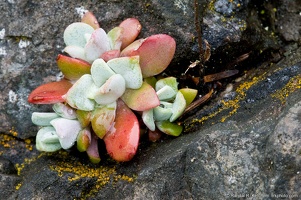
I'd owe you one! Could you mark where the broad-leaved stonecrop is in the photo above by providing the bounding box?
[28,11,197,163]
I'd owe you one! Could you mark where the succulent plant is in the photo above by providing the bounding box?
[28,11,197,163]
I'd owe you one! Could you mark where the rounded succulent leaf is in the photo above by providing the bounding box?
[36,126,62,152]
[87,133,101,164]
[64,22,94,48]
[28,80,73,104]
[179,88,198,106]
[31,112,59,126]
[94,74,126,105]
[121,82,160,111]
[76,110,92,128]
[107,27,123,50]
[155,77,178,94]
[91,58,116,87]
[91,102,116,139]
[52,103,77,119]
[63,46,86,61]
[50,118,82,149]
[156,85,177,101]
[121,34,176,78]
[81,11,100,29]
[119,18,142,50]
[170,91,186,122]
[65,74,96,111]
[155,121,183,136]
[104,100,140,162]
[84,28,111,63]
[153,102,173,121]
[142,109,155,131]
[77,127,91,152]
[107,56,142,89]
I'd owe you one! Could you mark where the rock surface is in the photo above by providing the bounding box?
[0,0,300,199]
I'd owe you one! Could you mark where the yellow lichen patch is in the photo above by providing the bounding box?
[49,155,136,198]
[15,153,46,176]
[15,183,22,190]
[9,127,18,137]
[271,75,301,104]
[185,75,265,131]
[0,131,33,151]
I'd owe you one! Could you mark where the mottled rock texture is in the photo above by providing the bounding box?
[0,0,300,199]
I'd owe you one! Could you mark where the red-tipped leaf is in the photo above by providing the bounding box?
[104,99,140,162]
[119,18,142,50]
[57,54,91,80]
[121,34,176,78]
[121,82,160,111]
[81,11,100,29]
[28,80,72,104]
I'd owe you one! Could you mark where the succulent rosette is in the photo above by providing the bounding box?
[28,11,197,163]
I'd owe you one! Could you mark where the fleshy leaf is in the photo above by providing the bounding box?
[94,74,126,105]
[148,129,162,142]
[31,112,59,126]
[107,27,123,50]
[91,58,116,87]
[52,103,77,119]
[170,91,186,122]
[155,77,178,94]
[121,34,176,77]
[76,110,92,128]
[121,82,160,111]
[36,126,62,152]
[107,56,142,89]
[65,74,97,111]
[86,132,101,164]
[179,88,198,106]
[142,109,155,131]
[104,100,140,162]
[50,118,82,149]
[153,102,173,121]
[119,18,142,50]
[64,22,94,48]
[84,28,110,63]
[156,85,177,101]
[120,39,144,55]
[81,11,100,29]
[155,121,183,136]
[100,50,120,62]
[57,54,91,80]
[28,80,72,104]
[63,46,86,61]
[91,102,116,139]
[77,127,91,152]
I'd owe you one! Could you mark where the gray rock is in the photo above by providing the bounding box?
[1,0,301,199]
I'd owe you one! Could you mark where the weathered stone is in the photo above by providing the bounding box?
[0,0,301,199]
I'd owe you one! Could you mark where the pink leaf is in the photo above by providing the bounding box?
[104,99,140,162]
[121,34,176,78]
[87,132,101,164]
[100,49,121,62]
[84,28,110,63]
[81,11,100,29]
[119,18,142,50]
[121,82,160,111]
[28,80,72,104]
[57,54,91,80]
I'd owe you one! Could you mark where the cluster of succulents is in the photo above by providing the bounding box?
[28,11,197,163]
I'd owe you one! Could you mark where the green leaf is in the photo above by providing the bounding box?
[155,121,183,136]
[52,103,77,119]
[91,102,116,139]
[153,102,173,121]
[142,109,155,131]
